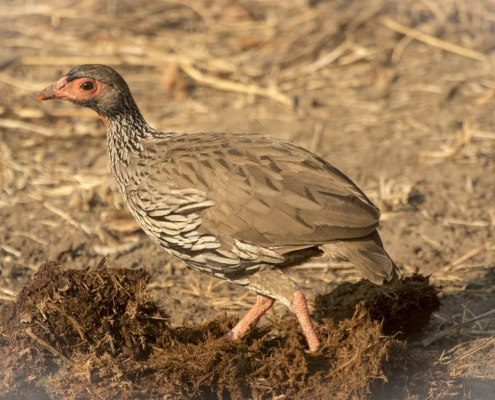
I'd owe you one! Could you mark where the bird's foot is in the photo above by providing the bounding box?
[226,294,275,340]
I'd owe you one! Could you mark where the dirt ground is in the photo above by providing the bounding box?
[0,0,495,398]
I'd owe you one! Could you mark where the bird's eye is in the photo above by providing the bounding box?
[81,81,94,91]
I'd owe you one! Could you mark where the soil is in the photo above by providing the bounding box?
[1,0,495,399]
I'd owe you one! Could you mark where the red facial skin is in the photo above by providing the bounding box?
[38,77,109,126]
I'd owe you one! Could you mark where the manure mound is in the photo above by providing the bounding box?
[1,261,445,399]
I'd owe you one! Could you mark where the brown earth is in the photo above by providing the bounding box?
[1,0,495,399]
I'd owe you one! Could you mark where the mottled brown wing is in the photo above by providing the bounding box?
[140,132,379,252]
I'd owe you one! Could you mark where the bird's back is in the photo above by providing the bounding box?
[124,132,380,254]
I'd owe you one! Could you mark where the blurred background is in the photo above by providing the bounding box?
[1,0,495,396]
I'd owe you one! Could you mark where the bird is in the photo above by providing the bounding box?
[38,64,399,351]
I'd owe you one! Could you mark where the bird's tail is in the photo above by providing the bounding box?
[322,230,400,288]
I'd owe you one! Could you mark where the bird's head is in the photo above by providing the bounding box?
[38,64,134,125]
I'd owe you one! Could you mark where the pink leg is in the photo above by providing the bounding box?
[228,267,320,351]
[226,294,275,340]
[290,289,320,352]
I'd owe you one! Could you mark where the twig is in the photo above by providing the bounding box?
[442,337,495,365]
[306,36,354,71]
[0,72,45,92]
[93,241,142,257]
[443,238,495,271]
[309,123,324,153]
[25,328,75,366]
[0,118,54,136]
[47,303,87,341]
[422,308,495,346]
[43,202,93,235]
[0,288,17,297]
[472,130,495,140]
[280,36,354,79]
[0,244,21,258]
[379,16,488,62]
[442,218,490,228]
[179,62,294,109]
[391,23,429,64]
[0,286,17,301]
[13,232,49,246]
[293,261,353,269]
[21,55,123,66]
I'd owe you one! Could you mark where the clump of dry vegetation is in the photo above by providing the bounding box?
[1,260,448,399]
[314,274,441,338]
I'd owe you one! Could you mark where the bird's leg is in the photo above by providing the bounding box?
[226,294,275,340]
[227,267,320,351]
[290,289,320,351]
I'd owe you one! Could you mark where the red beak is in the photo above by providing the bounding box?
[37,77,69,102]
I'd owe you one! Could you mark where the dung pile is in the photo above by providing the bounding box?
[314,274,441,338]
[0,261,449,399]
[0,260,169,398]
